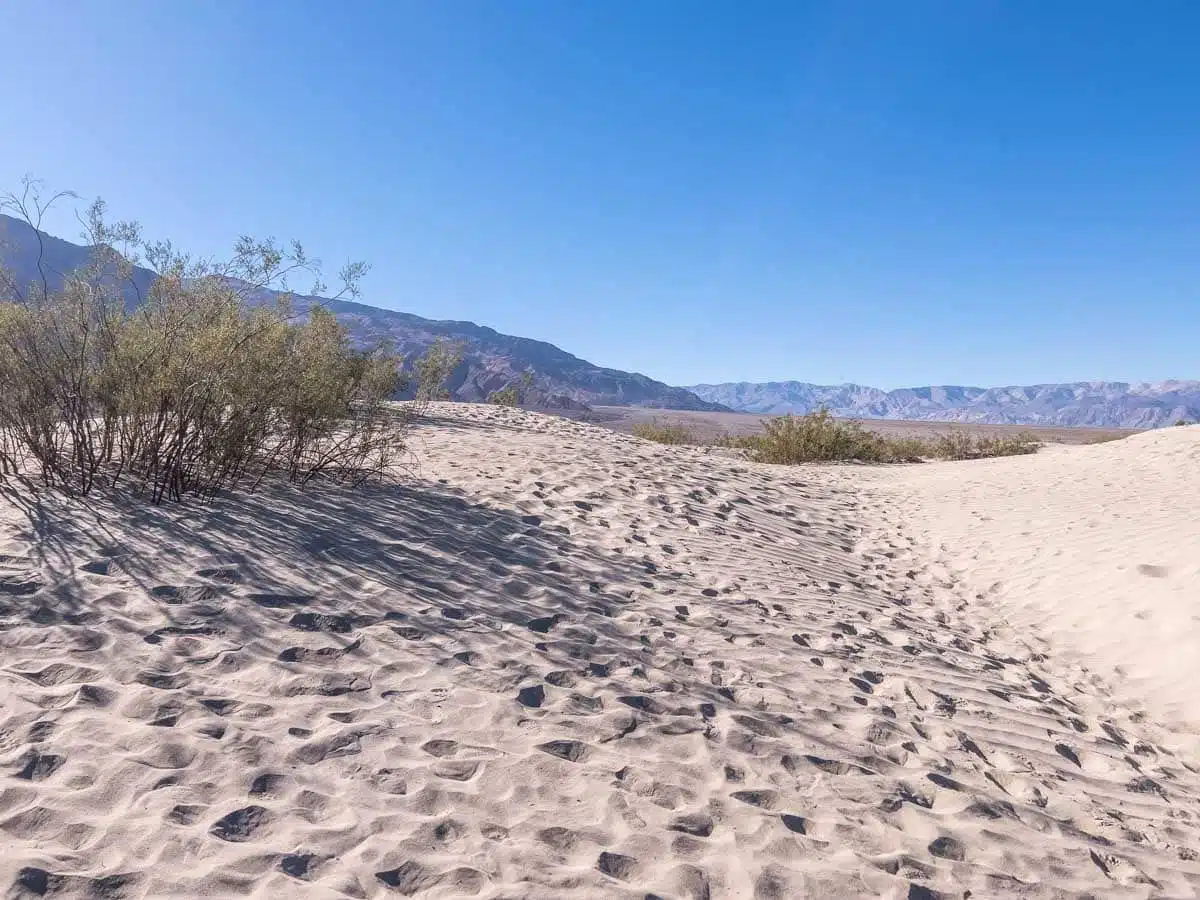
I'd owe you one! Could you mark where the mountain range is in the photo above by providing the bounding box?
[686,381,1200,429]
[2,212,1194,427]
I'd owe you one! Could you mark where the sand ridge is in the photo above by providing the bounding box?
[1,404,1198,898]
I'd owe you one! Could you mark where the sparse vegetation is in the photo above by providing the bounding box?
[1082,432,1129,444]
[488,370,534,407]
[630,420,700,445]
[734,411,1040,463]
[0,179,455,503]
[926,429,1043,460]
[723,410,909,463]
[630,407,1042,463]
[413,338,465,402]
[1176,419,1192,427]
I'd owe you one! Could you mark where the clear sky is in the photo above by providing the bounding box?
[1,1,1196,389]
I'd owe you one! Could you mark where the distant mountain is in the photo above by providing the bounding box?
[0,212,157,304]
[238,284,723,410]
[687,380,1200,429]
[0,214,722,411]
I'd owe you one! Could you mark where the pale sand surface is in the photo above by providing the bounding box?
[858,426,1200,753]
[1,404,1198,898]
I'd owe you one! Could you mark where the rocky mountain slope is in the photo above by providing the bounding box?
[687,380,1200,428]
[244,287,720,409]
[0,214,722,411]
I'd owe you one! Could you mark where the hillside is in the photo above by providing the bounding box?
[688,379,1200,428]
[235,284,721,410]
[0,214,722,411]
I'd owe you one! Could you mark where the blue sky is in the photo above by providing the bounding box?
[1,1,1196,389]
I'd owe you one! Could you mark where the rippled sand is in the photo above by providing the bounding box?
[1,405,1197,898]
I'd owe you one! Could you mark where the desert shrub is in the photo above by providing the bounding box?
[1176,419,1191,427]
[1082,431,1130,444]
[488,371,534,407]
[712,432,760,451]
[413,338,465,402]
[0,180,450,503]
[930,429,1041,460]
[729,409,1041,464]
[631,421,699,445]
[488,384,520,407]
[743,409,895,463]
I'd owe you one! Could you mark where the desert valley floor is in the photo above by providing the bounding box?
[1,404,1198,899]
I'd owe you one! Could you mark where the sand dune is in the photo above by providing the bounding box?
[1,405,1198,898]
[862,426,1200,753]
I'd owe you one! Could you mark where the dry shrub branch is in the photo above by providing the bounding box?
[0,179,456,503]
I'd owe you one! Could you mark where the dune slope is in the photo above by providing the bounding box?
[1,405,1198,899]
[863,426,1200,752]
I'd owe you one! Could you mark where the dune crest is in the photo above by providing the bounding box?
[1,405,1198,898]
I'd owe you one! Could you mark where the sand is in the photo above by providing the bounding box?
[1,404,1197,899]
[857,427,1200,757]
